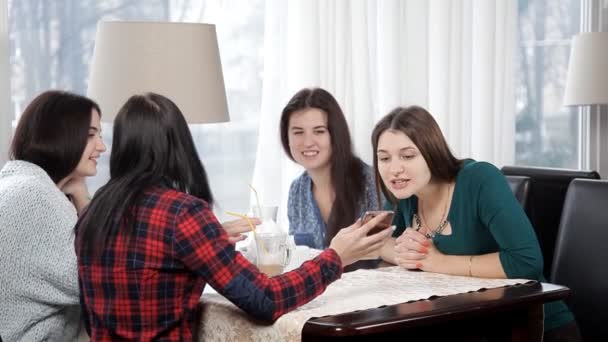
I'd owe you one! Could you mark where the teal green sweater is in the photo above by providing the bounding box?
[388,160,573,331]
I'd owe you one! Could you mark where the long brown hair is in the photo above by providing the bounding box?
[10,90,101,183]
[280,88,366,245]
[371,106,462,205]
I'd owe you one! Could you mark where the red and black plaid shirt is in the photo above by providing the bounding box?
[76,186,342,341]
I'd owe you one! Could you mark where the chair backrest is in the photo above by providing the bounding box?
[550,179,608,340]
[501,166,600,279]
[505,175,531,209]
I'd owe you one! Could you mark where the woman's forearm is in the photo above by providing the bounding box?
[432,252,507,278]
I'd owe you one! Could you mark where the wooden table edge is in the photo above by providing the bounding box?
[302,282,570,337]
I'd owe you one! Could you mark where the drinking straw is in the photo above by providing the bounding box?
[248,183,262,215]
[225,211,257,232]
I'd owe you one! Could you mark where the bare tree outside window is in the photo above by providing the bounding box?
[516,0,581,168]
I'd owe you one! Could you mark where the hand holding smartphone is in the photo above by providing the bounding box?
[360,210,395,236]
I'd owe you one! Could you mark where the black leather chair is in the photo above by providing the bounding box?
[501,166,600,279]
[505,175,531,209]
[550,179,608,340]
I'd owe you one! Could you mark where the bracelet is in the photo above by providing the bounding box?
[468,255,474,277]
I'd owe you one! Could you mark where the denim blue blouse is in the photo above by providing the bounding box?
[287,163,380,249]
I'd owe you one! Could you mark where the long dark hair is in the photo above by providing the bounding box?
[76,93,214,256]
[280,88,366,244]
[10,90,100,183]
[371,106,462,205]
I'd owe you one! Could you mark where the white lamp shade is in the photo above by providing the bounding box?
[87,21,230,123]
[564,32,608,106]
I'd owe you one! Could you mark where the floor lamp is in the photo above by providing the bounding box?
[563,32,608,175]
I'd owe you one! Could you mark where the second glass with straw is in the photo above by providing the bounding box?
[248,184,292,276]
[249,183,278,226]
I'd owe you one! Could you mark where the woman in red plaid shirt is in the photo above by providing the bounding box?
[75,93,392,341]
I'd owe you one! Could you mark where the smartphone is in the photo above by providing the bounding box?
[360,210,395,236]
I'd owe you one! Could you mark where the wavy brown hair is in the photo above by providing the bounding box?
[371,106,462,205]
[280,88,367,245]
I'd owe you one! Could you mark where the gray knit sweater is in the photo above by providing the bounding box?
[0,161,80,341]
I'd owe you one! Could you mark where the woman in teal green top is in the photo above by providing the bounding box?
[371,106,580,342]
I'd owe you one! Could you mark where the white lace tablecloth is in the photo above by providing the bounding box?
[198,248,528,341]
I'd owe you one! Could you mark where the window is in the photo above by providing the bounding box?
[515,0,582,168]
[8,0,264,213]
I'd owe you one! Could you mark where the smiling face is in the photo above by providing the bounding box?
[376,129,432,199]
[70,109,106,178]
[287,108,332,172]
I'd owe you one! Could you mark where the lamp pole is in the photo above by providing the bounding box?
[580,0,608,177]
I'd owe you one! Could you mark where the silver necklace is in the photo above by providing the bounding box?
[413,183,452,239]
[413,213,449,239]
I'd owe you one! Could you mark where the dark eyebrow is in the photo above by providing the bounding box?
[291,125,327,130]
[377,147,416,153]
[89,127,99,132]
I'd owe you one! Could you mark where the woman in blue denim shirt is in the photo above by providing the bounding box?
[280,88,380,249]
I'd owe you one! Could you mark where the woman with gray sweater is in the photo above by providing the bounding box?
[0,91,106,341]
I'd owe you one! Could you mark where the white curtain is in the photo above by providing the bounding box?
[0,0,10,166]
[253,0,516,228]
